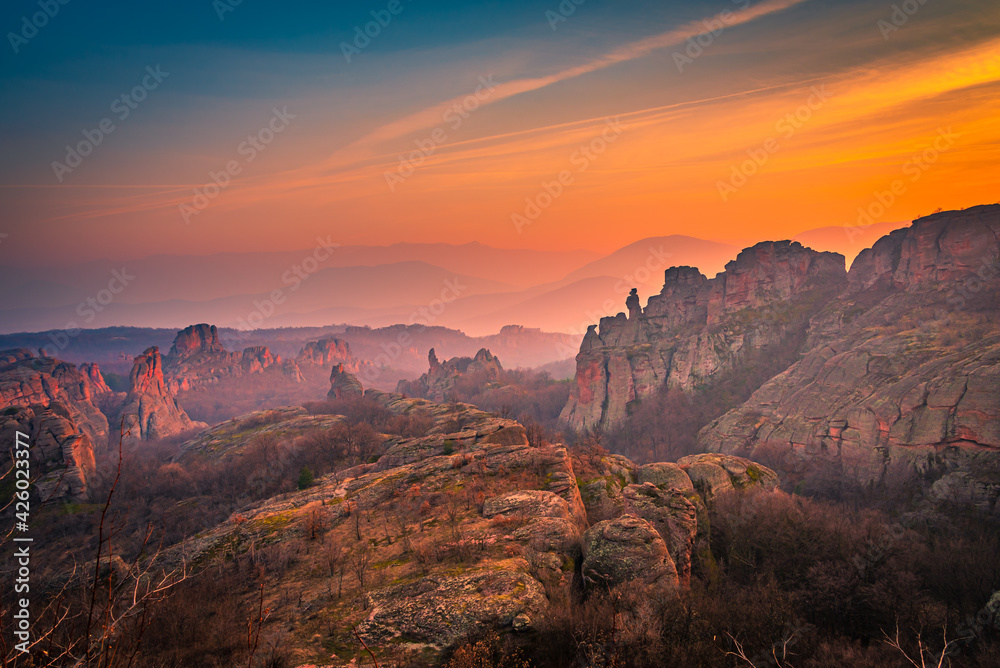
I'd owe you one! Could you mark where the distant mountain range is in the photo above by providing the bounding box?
[0,225,906,336]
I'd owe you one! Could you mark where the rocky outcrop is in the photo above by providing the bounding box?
[163,324,302,393]
[582,515,677,590]
[0,348,111,446]
[700,205,1000,508]
[117,347,204,440]
[327,364,364,400]
[0,404,97,501]
[561,241,848,430]
[161,392,777,663]
[168,323,226,359]
[396,348,504,402]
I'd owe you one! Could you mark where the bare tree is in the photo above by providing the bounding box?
[882,623,966,668]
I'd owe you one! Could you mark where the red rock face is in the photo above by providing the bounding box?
[119,347,203,440]
[163,324,302,394]
[0,348,111,445]
[849,205,1000,291]
[560,242,848,430]
[702,205,1000,509]
[168,323,225,360]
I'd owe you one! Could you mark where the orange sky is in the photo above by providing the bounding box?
[2,0,999,265]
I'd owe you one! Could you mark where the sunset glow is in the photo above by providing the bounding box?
[1,0,998,265]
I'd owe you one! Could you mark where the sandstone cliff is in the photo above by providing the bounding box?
[700,205,1000,507]
[0,404,97,501]
[560,241,847,430]
[396,347,504,402]
[117,347,205,440]
[0,348,112,446]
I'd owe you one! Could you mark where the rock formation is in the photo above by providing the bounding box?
[0,348,112,445]
[396,348,504,402]
[163,324,303,393]
[117,347,204,440]
[168,323,226,359]
[161,391,777,661]
[298,337,351,367]
[0,404,97,501]
[560,241,848,430]
[582,515,677,590]
[328,363,364,400]
[699,205,1000,507]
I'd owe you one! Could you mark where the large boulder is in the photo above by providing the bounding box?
[581,515,678,590]
[328,363,364,400]
[637,462,695,492]
[620,483,699,585]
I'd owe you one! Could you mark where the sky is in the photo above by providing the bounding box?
[1,0,999,267]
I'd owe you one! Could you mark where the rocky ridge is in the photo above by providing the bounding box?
[164,324,305,393]
[162,391,776,665]
[396,348,504,402]
[0,348,113,445]
[297,337,374,377]
[560,241,847,430]
[699,205,1000,506]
